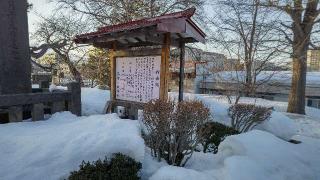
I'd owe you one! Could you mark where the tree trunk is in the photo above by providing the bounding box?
[245,62,252,97]
[287,44,307,114]
[66,61,83,85]
[53,49,83,85]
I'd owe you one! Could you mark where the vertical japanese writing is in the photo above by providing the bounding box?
[116,56,161,103]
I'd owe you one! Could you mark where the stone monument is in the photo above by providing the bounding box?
[0,0,32,94]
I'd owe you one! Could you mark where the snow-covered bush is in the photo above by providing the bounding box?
[142,99,210,167]
[228,104,272,132]
[68,153,141,180]
[198,121,239,153]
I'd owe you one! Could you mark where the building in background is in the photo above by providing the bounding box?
[196,71,320,109]
[307,50,320,71]
[169,48,228,93]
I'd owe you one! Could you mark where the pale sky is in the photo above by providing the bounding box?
[26,0,220,53]
[28,0,54,34]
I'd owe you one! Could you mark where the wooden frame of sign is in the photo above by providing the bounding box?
[107,33,171,119]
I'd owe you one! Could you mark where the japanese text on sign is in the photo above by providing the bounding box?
[116,56,161,103]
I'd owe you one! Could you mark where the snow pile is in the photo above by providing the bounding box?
[150,166,210,180]
[256,111,298,140]
[49,84,68,92]
[0,112,144,180]
[81,88,110,115]
[150,130,320,180]
[214,130,320,180]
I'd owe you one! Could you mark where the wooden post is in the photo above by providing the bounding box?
[109,42,117,112]
[67,82,81,116]
[32,103,44,121]
[178,41,185,102]
[160,33,171,100]
[8,106,23,122]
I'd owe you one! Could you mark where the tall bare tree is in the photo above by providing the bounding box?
[266,0,320,114]
[55,0,205,25]
[207,0,285,98]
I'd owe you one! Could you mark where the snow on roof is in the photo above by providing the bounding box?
[200,71,320,86]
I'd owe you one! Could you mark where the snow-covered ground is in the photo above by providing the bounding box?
[1,88,320,180]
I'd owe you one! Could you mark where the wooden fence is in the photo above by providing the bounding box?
[0,82,81,123]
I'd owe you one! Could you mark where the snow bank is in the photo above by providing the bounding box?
[0,112,144,180]
[150,130,320,180]
[214,130,320,180]
[150,166,212,180]
[81,88,110,115]
[256,111,298,140]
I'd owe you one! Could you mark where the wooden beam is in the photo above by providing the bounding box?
[179,41,185,102]
[160,33,171,100]
[184,22,206,43]
[115,48,162,57]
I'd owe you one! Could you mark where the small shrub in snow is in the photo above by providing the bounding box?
[228,104,272,132]
[142,99,210,167]
[68,153,141,180]
[198,122,239,153]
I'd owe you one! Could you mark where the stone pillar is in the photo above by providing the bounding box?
[0,1,32,94]
[8,106,23,122]
[32,103,44,121]
[67,82,81,116]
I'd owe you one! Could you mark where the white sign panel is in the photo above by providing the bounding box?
[116,56,161,103]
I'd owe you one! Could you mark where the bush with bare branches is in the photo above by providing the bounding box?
[142,99,210,167]
[228,104,272,133]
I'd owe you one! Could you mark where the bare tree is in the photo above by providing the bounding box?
[32,14,90,85]
[265,0,320,114]
[206,0,285,100]
[55,0,205,25]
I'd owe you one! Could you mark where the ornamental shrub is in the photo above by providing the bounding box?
[198,121,239,153]
[142,99,211,167]
[68,153,141,180]
[228,103,272,133]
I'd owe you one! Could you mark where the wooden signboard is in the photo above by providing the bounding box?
[107,34,170,119]
[116,56,161,103]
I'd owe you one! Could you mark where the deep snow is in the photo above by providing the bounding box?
[1,88,320,180]
[1,113,319,180]
[0,112,144,180]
